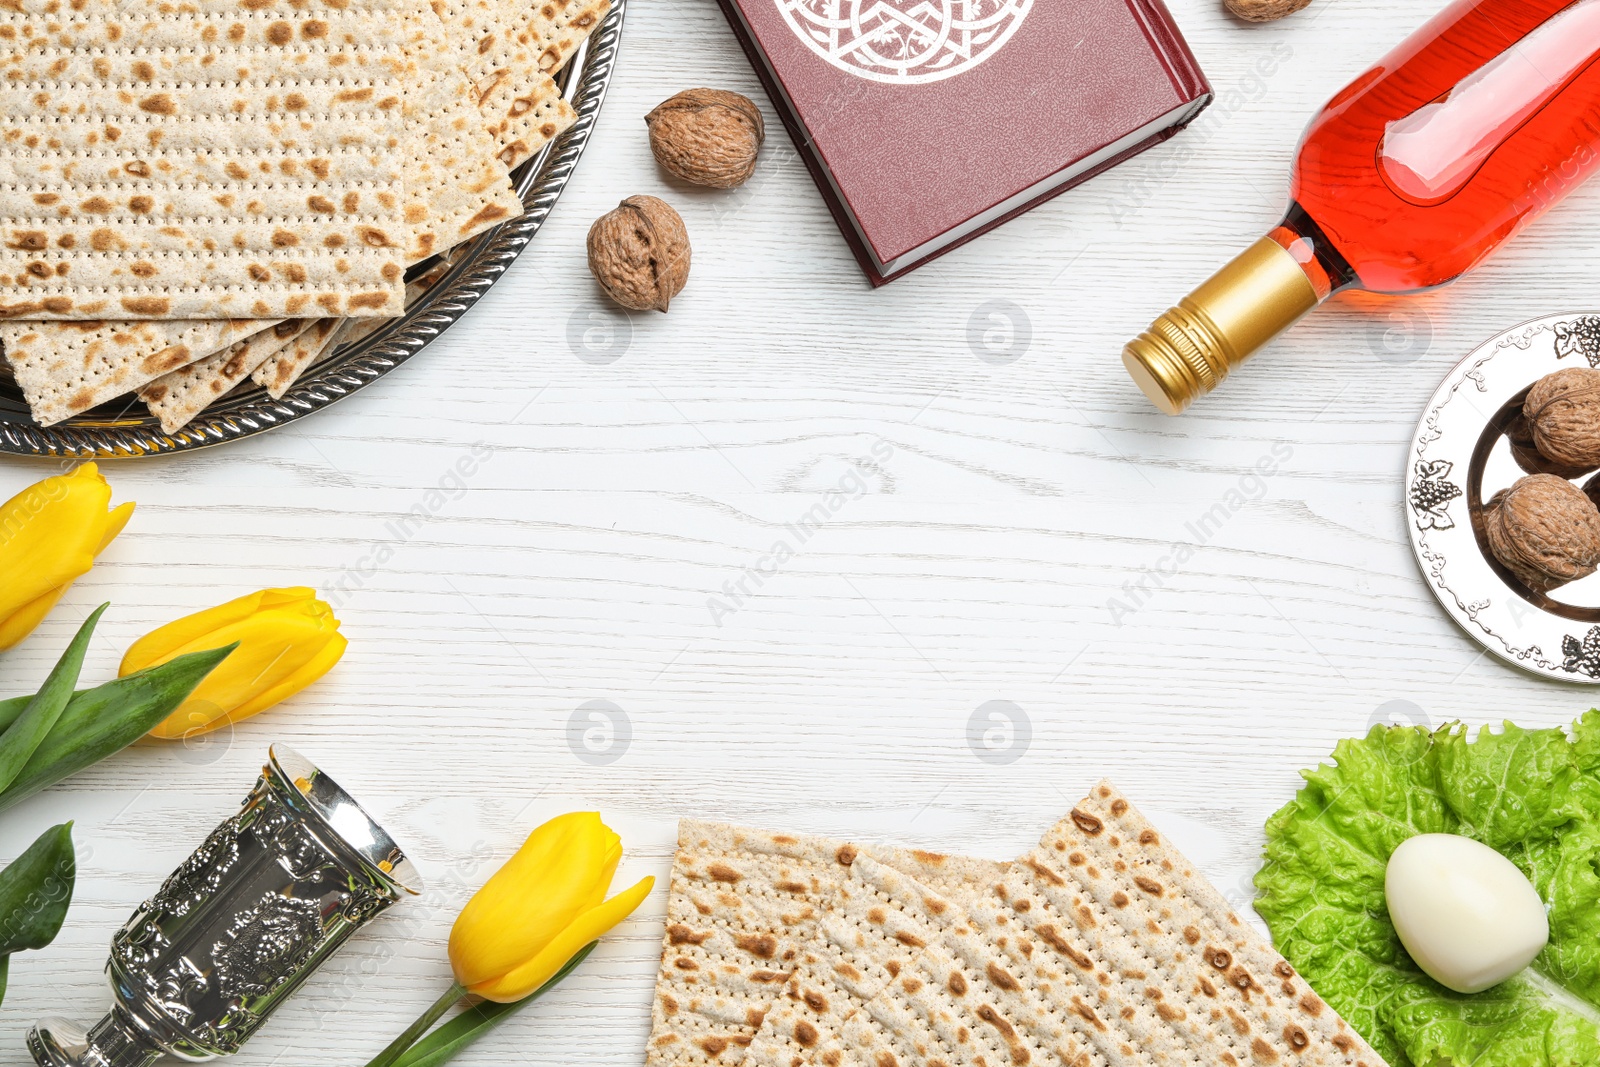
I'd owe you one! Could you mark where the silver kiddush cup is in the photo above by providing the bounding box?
[28,744,422,1067]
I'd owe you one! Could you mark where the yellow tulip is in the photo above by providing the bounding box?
[448,811,654,1002]
[0,464,134,651]
[363,812,652,1067]
[120,587,346,739]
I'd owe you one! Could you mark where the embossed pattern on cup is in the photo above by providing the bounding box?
[27,744,420,1067]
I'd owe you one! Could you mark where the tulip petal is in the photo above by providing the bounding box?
[467,875,654,1003]
[124,589,343,740]
[0,465,126,647]
[120,588,315,674]
[0,589,65,653]
[581,838,623,913]
[149,623,328,727]
[157,630,347,737]
[221,626,346,724]
[447,813,620,989]
[145,699,229,742]
[97,502,135,553]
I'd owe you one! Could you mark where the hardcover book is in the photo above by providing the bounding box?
[718,0,1213,285]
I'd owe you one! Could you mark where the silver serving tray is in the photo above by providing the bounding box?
[0,0,625,458]
[1406,311,1600,684]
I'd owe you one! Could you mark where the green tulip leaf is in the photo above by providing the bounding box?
[0,643,237,813]
[0,696,27,737]
[0,606,106,793]
[0,821,75,1010]
[390,943,598,1067]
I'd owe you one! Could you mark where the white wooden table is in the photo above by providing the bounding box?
[2,0,1597,1062]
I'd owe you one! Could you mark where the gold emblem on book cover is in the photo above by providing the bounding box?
[776,0,1034,85]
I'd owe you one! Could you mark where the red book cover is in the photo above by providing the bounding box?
[718,0,1213,285]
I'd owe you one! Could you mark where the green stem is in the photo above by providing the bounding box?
[363,982,466,1067]
[390,943,600,1067]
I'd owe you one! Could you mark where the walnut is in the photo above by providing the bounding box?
[1586,471,1600,513]
[1484,474,1600,591]
[1224,0,1310,20]
[1506,411,1597,479]
[646,89,765,189]
[586,195,691,313]
[1525,367,1600,470]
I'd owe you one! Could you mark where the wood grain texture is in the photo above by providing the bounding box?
[2,0,1599,1063]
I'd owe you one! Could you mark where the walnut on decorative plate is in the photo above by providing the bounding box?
[1484,474,1600,591]
[1525,367,1600,471]
[1506,411,1597,479]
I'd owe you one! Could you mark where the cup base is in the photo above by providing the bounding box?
[27,1014,163,1067]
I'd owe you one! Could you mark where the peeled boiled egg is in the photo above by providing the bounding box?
[1384,833,1548,994]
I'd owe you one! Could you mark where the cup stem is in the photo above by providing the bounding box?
[27,1012,162,1067]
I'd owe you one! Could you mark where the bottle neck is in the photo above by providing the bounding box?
[1270,201,1359,298]
[1122,229,1326,415]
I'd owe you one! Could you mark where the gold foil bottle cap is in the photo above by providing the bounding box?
[1123,236,1321,414]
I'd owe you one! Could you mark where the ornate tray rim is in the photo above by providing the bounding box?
[1405,309,1600,685]
[0,0,626,459]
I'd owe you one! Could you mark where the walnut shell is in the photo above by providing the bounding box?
[586,195,691,313]
[1484,474,1600,591]
[1507,412,1598,478]
[1526,367,1600,470]
[1585,471,1600,513]
[1224,0,1310,20]
[646,89,765,189]
[1504,410,1537,450]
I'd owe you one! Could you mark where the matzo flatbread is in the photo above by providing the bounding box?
[224,8,522,406]
[222,0,560,406]
[0,0,524,427]
[839,932,1105,1067]
[718,787,1388,1067]
[0,318,274,424]
[746,853,1014,1067]
[138,319,313,433]
[429,0,602,168]
[0,0,411,320]
[756,858,1107,1067]
[249,316,343,399]
[399,8,524,262]
[986,864,1241,1066]
[647,821,1009,1067]
[647,821,845,1067]
[1041,782,1384,1067]
[250,256,454,398]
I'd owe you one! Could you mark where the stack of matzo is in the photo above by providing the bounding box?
[0,0,605,433]
[647,782,1387,1067]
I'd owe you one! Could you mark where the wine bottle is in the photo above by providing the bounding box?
[1123,0,1600,414]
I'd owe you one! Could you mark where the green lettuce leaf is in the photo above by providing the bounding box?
[1256,721,1600,1067]
[1431,722,1590,848]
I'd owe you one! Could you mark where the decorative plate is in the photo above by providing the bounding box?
[1407,311,1600,684]
[0,0,625,458]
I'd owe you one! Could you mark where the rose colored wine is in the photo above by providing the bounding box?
[1124,0,1600,414]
